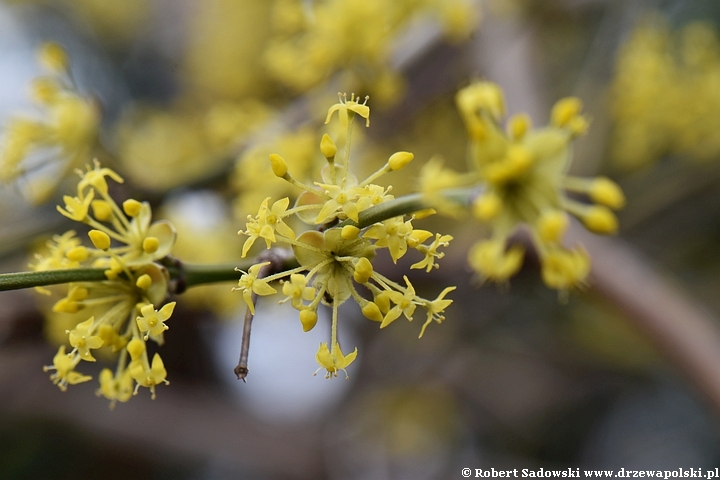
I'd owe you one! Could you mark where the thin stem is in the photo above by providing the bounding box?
[0,269,107,291]
[0,190,474,294]
[337,188,473,230]
[183,262,253,289]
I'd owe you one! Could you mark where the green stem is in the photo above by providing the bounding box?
[0,268,108,291]
[337,188,474,229]
[0,190,474,293]
[181,262,253,289]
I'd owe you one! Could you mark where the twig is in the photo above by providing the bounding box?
[234,248,294,381]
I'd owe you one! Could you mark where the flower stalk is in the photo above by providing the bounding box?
[0,190,472,294]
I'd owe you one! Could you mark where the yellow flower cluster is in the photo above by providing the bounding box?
[0,42,100,203]
[115,99,270,192]
[611,17,720,169]
[264,0,478,104]
[34,162,178,405]
[237,94,455,378]
[422,81,625,295]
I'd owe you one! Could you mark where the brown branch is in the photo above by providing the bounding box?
[569,223,720,416]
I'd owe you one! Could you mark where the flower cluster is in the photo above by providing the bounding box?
[33,161,177,405]
[420,81,625,296]
[0,42,100,203]
[237,94,455,378]
[264,0,478,104]
[611,16,720,169]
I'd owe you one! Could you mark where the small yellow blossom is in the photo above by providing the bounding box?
[241,197,296,257]
[412,234,453,272]
[58,190,94,222]
[97,369,134,407]
[234,262,277,315]
[314,341,358,379]
[281,274,316,309]
[136,302,176,340]
[129,352,169,400]
[67,317,104,361]
[325,93,370,127]
[419,286,456,338]
[43,346,92,391]
[38,42,69,72]
[540,245,591,294]
[380,276,417,328]
[468,239,525,283]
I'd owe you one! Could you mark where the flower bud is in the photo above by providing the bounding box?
[136,274,153,290]
[66,246,89,262]
[91,200,113,221]
[590,177,626,210]
[89,230,111,250]
[472,193,502,221]
[269,154,288,177]
[583,206,618,234]
[361,302,383,322]
[320,134,337,158]
[388,151,414,171]
[123,199,142,217]
[341,225,360,240]
[38,42,68,72]
[143,236,160,254]
[537,210,569,244]
[300,309,318,332]
[127,338,145,361]
[551,97,582,127]
[353,257,373,283]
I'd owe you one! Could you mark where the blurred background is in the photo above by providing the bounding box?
[2,0,720,478]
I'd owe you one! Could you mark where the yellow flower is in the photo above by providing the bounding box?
[281,274,316,309]
[313,182,362,223]
[325,93,371,127]
[97,369,134,408]
[314,341,358,379]
[380,276,417,328]
[136,302,176,340]
[65,161,177,270]
[67,317,104,361]
[540,245,591,294]
[412,234,453,272]
[241,197,296,257]
[419,286,456,338]
[468,239,525,283]
[43,346,92,391]
[363,217,429,263]
[129,352,169,400]
[234,262,277,314]
[57,190,95,222]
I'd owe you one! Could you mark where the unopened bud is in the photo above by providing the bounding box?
[300,309,318,332]
[320,134,337,158]
[269,154,288,177]
[388,151,414,171]
[88,230,111,250]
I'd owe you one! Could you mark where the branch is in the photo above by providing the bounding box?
[0,268,107,291]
